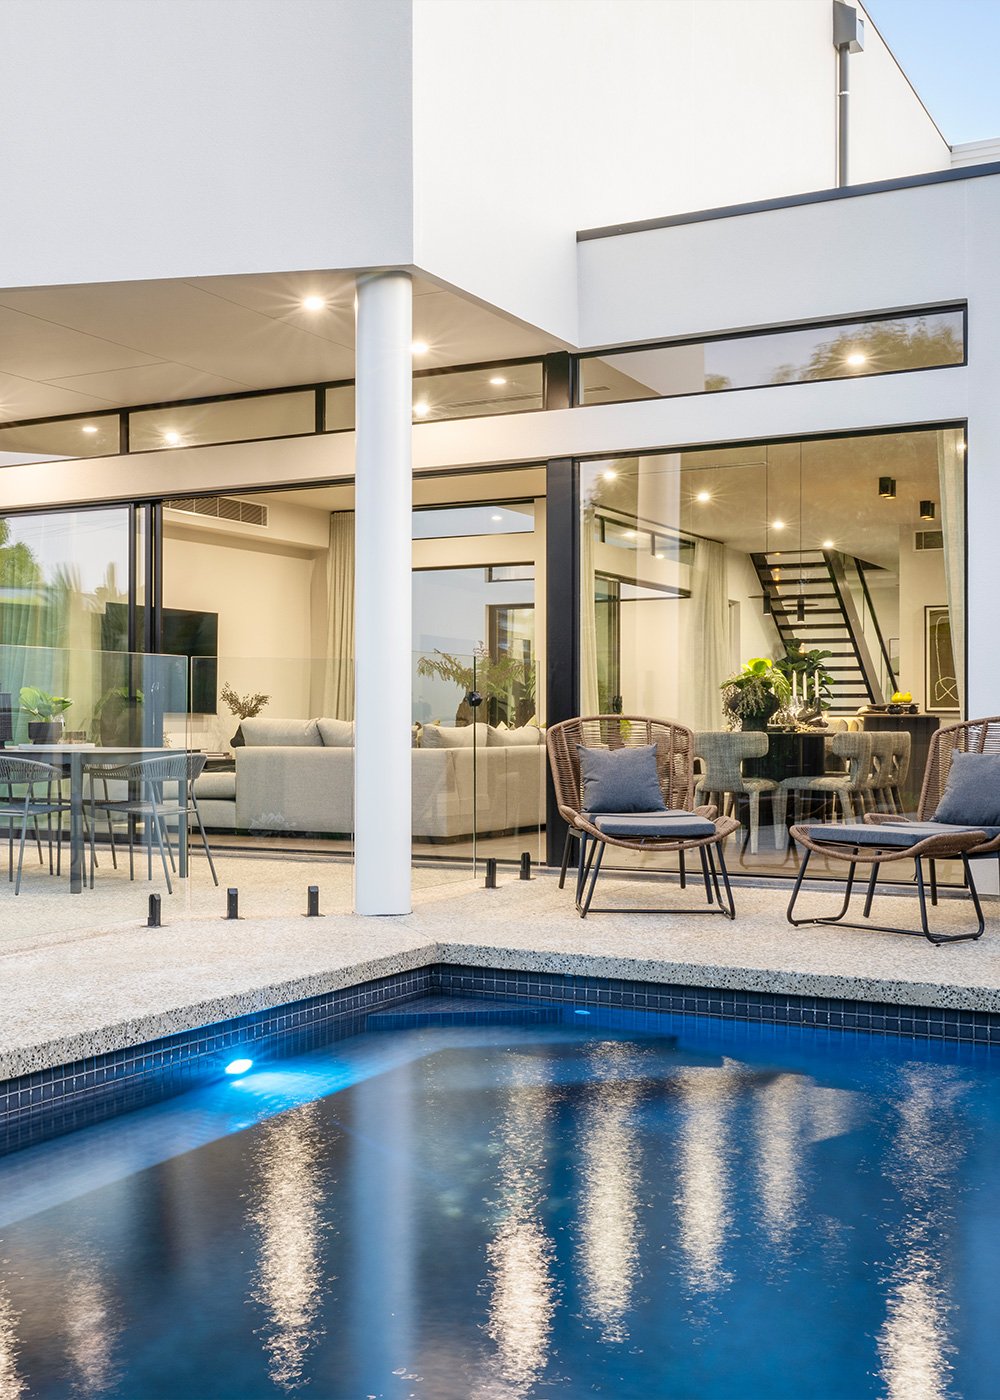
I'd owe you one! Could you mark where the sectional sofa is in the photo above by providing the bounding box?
[193,716,547,840]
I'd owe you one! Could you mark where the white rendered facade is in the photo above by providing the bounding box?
[0,0,995,911]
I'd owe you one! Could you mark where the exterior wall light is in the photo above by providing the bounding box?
[920,500,936,520]
[878,477,896,499]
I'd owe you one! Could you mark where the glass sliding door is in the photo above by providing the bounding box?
[581,427,966,881]
[0,505,135,741]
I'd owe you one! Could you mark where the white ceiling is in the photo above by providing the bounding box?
[0,270,564,424]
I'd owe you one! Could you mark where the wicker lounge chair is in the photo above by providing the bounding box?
[786,716,1000,943]
[546,715,740,919]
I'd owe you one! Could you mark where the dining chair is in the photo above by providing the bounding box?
[694,730,779,855]
[772,732,873,840]
[0,756,70,894]
[85,753,219,894]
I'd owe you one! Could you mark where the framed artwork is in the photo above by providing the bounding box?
[925,605,960,713]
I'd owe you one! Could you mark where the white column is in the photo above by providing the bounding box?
[354,271,412,915]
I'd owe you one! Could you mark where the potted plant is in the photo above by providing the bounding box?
[19,687,72,743]
[221,682,270,748]
[720,658,790,731]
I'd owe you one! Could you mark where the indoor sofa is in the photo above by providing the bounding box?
[193,716,546,840]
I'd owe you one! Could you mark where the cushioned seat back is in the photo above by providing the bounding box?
[694,730,767,793]
[546,715,694,817]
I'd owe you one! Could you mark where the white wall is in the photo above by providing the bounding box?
[0,0,413,289]
[412,0,948,342]
[162,515,326,745]
[896,532,946,714]
[851,6,950,184]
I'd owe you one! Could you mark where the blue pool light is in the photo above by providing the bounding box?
[574,1009,591,1016]
[224,1057,254,1077]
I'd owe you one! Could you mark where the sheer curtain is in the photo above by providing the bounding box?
[680,538,729,731]
[321,511,355,720]
[580,506,600,713]
[937,428,965,714]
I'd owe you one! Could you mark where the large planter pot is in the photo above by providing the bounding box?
[727,691,780,732]
[28,719,63,744]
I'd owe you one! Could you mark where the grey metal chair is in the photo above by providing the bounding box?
[85,752,219,894]
[694,730,779,855]
[0,756,69,894]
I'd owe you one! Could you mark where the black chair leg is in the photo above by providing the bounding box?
[679,849,686,890]
[929,858,938,906]
[559,827,574,890]
[698,845,715,904]
[863,861,880,918]
[578,840,606,919]
[709,842,736,919]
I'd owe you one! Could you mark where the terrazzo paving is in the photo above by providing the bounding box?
[2,850,1000,1077]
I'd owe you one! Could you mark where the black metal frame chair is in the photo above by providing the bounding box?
[546,715,740,920]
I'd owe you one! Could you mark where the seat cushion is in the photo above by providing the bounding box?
[806,820,989,849]
[193,771,236,800]
[578,744,665,814]
[932,750,1000,826]
[593,812,715,839]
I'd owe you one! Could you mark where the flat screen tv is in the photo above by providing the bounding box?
[163,608,218,714]
[101,605,218,714]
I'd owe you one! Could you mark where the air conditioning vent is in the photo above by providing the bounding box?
[167,496,268,527]
[915,530,944,551]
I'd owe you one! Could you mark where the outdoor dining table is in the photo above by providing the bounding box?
[8,744,188,895]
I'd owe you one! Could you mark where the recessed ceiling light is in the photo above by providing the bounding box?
[846,351,867,367]
[489,375,507,386]
[163,430,181,446]
[695,490,711,503]
[412,340,429,356]
[81,424,98,435]
[772,519,786,530]
[491,513,503,522]
[822,538,834,549]
[654,552,665,560]
[624,530,636,539]
[301,294,326,312]
[413,400,430,417]
[602,469,618,481]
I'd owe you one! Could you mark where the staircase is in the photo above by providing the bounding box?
[751,549,895,712]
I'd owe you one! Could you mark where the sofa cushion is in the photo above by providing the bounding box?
[488,724,544,746]
[317,717,355,747]
[932,750,1000,827]
[240,717,322,746]
[578,743,665,813]
[421,723,483,748]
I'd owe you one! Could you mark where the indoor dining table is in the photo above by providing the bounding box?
[9,744,189,894]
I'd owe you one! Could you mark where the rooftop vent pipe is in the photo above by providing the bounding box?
[833,1,865,186]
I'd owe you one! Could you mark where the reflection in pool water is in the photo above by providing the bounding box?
[0,1013,997,1398]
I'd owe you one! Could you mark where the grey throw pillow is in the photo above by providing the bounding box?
[932,750,1000,826]
[578,743,666,814]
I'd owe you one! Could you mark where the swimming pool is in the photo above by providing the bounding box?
[1,999,998,1399]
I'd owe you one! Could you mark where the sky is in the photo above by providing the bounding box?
[866,0,1000,145]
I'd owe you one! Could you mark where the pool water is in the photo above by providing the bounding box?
[1,1002,999,1399]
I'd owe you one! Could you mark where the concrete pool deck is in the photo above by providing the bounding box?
[3,850,1000,1078]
